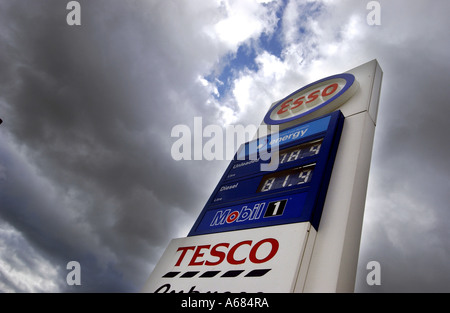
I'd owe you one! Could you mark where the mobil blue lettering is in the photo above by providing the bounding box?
[210,203,266,226]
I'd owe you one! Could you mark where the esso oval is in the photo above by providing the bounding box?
[264,73,358,125]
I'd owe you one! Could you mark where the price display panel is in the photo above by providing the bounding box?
[258,164,315,193]
[188,110,344,236]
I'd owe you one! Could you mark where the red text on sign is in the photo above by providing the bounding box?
[277,83,339,116]
[174,238,279,267]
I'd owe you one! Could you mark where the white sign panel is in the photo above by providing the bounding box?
[142,223,312,293]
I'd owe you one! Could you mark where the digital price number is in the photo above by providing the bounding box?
[189,110,345,236]
[279,139,322,165]
[256,140,321,193]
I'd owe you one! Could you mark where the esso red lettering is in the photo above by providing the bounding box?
[276,82,341,116]
[290,96,305,111]
[276,99,293,115]
[226,211,239,223]
[322,83,338,97]
[174,238,279,267]
[306,89,320,103]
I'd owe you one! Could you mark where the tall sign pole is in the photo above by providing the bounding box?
[143,59,383,293]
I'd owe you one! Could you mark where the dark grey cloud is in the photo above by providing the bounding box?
[0,0,230,292]
[343,1,450,292]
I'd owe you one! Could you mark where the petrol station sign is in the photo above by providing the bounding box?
[142,223,312,293]
[188,111,344,236]
[264,73,358,125]
[144,60,383,293]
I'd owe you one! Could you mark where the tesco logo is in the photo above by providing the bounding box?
[174,238,279,266]
[264,73,358,125]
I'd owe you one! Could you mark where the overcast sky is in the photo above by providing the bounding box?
[1,0,450,293]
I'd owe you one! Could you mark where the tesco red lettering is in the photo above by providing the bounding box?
[227,240,252,265]
[174,246,195,266]
[249,238,279,264]
[174,239,279,267]
[204,243,229,266]
[188,245,210,266]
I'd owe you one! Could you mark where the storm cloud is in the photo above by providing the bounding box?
[1,0,450,292]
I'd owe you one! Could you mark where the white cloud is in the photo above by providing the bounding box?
[0,221,60,292]
[209,0,279,51]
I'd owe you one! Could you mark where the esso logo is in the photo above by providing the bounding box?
[264,73,358,125]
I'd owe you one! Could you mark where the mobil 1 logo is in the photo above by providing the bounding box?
[191,192,308,236]
[210,199,287,227]
[264,199,287,218]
